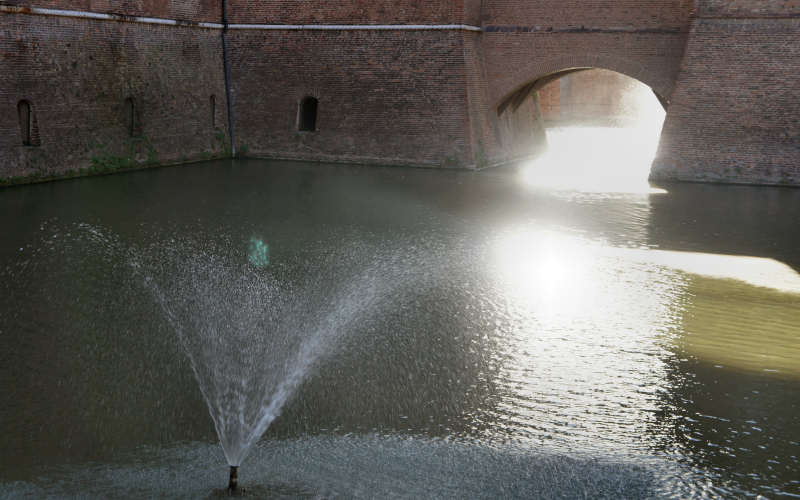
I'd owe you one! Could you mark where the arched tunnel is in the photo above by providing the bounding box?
[494,67,669,190]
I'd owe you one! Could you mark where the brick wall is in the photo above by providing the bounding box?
[227,29,473,167]
[697,0,800,18]
[539,69,645,126]
[479,30,688,166]
[462,31,496,167]
[484,0,692,29]
[224,1,468,25]
[495,92,546,161]
[482,32,687,113]
[539,83,560,120]
[0,13,227,180]
[652,16,800,185]
[2,0,222,22]
[1,0,798,186]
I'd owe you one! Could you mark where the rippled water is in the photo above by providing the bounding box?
[1,155,799,498]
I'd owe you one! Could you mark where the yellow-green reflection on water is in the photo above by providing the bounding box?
[1,157,799,497]
[675,275,800,380]
[493,228,800,384]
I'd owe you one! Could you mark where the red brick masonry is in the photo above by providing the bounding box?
[1,0,798,185]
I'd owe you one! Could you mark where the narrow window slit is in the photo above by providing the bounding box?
[124,97,136,137]
[298,96,318,132]
[17,100,38,146]
[210,95,216,128]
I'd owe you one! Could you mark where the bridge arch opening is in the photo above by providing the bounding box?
[496,68,667,193]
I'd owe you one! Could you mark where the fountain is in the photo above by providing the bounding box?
[129,231,406,492]
[3,161,799,498]
[228,465,238,493]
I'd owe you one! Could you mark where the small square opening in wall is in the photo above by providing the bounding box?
[298,96,318,132]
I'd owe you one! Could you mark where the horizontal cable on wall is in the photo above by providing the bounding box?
[227,24,482,31]
[0,6,482,31]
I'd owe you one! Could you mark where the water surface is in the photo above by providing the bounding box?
[1,157,799,498]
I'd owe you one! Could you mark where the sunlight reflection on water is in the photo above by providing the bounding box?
[492,227,800,382]
[1,73,799,496]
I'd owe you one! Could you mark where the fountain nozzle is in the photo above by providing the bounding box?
[228,465,238,493]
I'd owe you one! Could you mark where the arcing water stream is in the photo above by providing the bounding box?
[135,234,407,468]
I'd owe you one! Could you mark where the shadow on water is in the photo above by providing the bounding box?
[647,181,800,273]
[0,228,214,477]
[652,356,800,498]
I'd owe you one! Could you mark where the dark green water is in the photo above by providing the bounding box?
[1,158,799,498]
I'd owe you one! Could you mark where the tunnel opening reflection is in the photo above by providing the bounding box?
[521,69,667,193]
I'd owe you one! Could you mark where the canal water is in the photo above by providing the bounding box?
[1,150,799,498]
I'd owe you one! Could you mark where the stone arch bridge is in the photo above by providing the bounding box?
[1,1,798,185]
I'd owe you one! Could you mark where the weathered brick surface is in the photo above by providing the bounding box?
[540,69,646,126]
[227,30,472,167]
[482,32,687,109]
[225,1,472,25]
[462,31,496,166]
[0,14,227,180]
[539,82,561,119]
[698,0,800,18]
[652,17,800,185]
[495,92,546,162]
[484,0,692,29]
[1,0,798,186]
[0,0,221,23]
[478,30,687,166]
